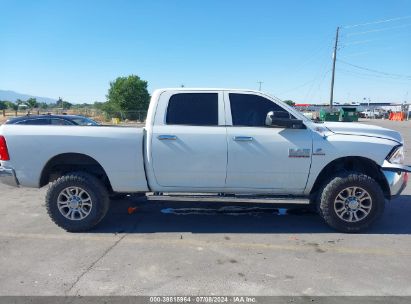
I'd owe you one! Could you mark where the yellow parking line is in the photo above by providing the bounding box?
[0,231,409,257]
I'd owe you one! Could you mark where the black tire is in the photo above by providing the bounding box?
[46,172,110,232]
[318,172,385,233]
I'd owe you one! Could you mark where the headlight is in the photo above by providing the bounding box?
[387,145,404,164]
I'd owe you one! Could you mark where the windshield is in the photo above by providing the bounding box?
[71,117,99,126]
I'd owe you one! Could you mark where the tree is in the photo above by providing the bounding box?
[26,98,39,109]
[38,102,49,110]
[5,101,18,111]
[93,101,105,110]
[62,101,72,109]
[72,103,92,109]
[57,97,63,108]
[54,97,72,110]
[105,75,150,119]
[0,101,7,111]
[283,100,295,106]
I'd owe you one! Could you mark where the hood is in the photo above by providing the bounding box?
[321,122,403,144]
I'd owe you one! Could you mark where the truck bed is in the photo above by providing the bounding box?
[0,125,148,192]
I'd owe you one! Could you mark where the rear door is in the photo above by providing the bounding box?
[151,91,227,189]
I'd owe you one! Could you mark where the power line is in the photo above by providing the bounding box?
[345,23,411,37]
[341,38,379,46]
[338,59,411,79]
[285,35,334,76]
[278,78,318,95]
[337,67,411,82]
[341,32,411,46]
[343,16,411,29]
[339,46,395,58]
[305,68,332,103]
[327,18,411,103]
[304,61,332,103]
[278,34,335,98]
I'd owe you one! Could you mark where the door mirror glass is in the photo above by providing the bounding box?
[265,111,305,129]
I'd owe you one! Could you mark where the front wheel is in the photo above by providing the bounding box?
[319,172,385,233]
[46,172,110,232]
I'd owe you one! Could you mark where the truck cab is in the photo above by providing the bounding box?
[145,89,312,194]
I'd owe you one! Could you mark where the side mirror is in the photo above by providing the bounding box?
[265,111,305,129]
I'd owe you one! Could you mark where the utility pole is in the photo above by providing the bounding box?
[329,26,339,108]
[257,81,263,91]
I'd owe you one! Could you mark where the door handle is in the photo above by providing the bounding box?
[233,136,253,142]
[158,135,177,140]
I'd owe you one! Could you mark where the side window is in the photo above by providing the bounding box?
[18,118,50,125]
[51,119,72,125]
[166,93,218,126]
[229,93,290,127]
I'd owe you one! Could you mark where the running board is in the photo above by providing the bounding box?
[146,193,310,205]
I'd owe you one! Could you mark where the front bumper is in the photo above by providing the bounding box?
[382,160,411,198]
[0,166,19,187]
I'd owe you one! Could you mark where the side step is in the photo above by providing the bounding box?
[146,193,310,205]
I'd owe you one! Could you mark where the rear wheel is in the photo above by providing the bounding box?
[46,172,110,232]
[318,172,385,233]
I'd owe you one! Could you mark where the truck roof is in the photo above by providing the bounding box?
[155,88,263,93]
[153,88,282,102]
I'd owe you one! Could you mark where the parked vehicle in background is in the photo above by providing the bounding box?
[4,114,99,126]
[360,109,383,119]
[0,88,410,233]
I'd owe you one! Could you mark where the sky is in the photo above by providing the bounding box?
[0,0,410,104]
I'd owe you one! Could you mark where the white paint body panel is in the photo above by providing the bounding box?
[304,131,398,195]
[151,125,227,188]
[0,125,148,192]
[226,127,312,194]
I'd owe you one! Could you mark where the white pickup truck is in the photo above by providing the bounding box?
[0,89,410,232]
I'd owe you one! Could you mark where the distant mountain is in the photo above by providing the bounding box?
[0,90,57,104]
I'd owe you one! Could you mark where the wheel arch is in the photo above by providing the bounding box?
[39,153,113,192]
[310,156,390,200]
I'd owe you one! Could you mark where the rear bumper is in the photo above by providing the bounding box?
[0,166,19,187]
[382,161,410,198]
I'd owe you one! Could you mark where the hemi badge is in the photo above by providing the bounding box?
[289,148,311,158]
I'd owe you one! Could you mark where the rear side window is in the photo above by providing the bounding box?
[51,119,72,125]
[229,93,288,127]
[166,93,218,126]
[16,118,50,125]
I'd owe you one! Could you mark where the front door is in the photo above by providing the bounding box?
[224,92,312,194]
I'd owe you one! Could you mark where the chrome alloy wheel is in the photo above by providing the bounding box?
[57,187,93,220]
[334,186,372,223]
